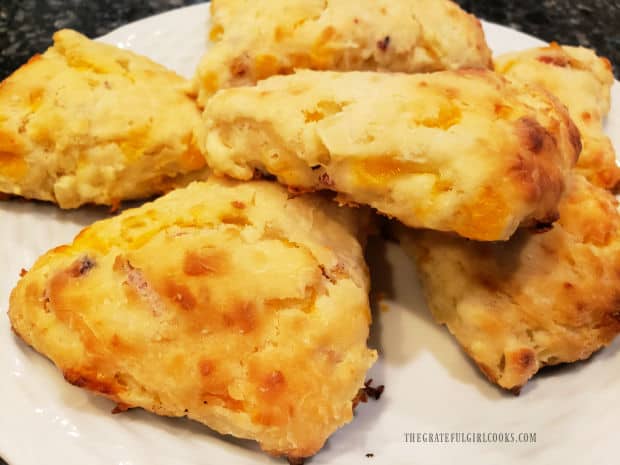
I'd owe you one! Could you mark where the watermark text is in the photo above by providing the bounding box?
[403,432,536,445]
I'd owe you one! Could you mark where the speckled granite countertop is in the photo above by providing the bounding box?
[0,1,618,464]
[0,0,619,79]
[459,0,620,78]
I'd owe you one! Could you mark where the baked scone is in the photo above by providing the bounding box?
[396,174,620,392]
[203,69,581,241]
[193,0,492,105]
[496,44,619,190]
[8,178,377,460]
[0,29,209,209]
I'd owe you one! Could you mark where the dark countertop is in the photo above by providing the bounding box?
[458,0,620,78]
[0,1,618,465]
[0,0,619,79]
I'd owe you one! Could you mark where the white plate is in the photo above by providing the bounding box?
[1,3,619,464]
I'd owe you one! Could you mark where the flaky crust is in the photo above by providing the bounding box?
[496,44,619,190]
[203,69,580,241]
[397,174,620,392]
[193,0,492,105]
[0,29,209,209]
[8,178,377,459]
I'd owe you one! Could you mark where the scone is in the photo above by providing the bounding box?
[203,69,581,241]
[396,174,620,392]
[496,44,620,189]
[8,178,377,460]
[0,29,208,209]
[193,0,492,105]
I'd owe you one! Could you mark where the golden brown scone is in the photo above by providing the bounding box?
[193,0,492,105]
[203,69,581,241]
[0,29,209,209]
[496,43,619,190]
[8,178,377,460]
[396,174,620,392]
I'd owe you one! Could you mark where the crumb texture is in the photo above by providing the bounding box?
[204,69,580,241]
[0,29,209,208]
[398,174,620,391]
[496,44,619,189]
[8,178,377,459]
[193,0,492,104]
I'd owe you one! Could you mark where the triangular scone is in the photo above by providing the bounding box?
[0,29,209,209]
[203,69,581,241]
[396,174,620,392]
[8,178,377,460]
[496,44,620,190]
[193,0,492,105]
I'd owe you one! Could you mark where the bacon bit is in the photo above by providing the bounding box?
[377,35,390,51]
[353,379,385,409]
[231,200,246,209]
[318,172,334,187]
[19,268,28,277]
[68,256,96,277]
[108,199,121,213]
[111,403,131,414]
[231,55,249,77]
[365,379,385,400]
[78,257,95,275]
[517,349,535,370]
[117,257,165,316]
[537,55,569,67]
[352,390,366,409]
